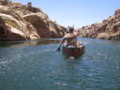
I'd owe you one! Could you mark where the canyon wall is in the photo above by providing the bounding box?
[78,8,120,40]
[0,1,67,40]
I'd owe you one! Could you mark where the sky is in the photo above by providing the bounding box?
[11,0,120,28]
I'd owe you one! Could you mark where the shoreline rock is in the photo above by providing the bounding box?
[0,1,67,41]
[78,8,120,40]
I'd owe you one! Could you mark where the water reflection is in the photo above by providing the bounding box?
[0,39,61,48]
[0,38,120,48]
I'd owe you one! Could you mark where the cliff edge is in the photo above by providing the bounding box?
[78,8,120,40]
[0,0,67,40]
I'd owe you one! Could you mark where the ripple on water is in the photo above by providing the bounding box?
[0,38,120,90]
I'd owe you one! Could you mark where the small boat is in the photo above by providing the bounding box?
[62,42,85,58]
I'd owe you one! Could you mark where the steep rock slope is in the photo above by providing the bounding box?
[78,8,120,40]
[0,1,67,40]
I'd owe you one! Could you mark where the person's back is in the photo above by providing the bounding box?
[57,27,80,51]
[63,32,78,46]
[62,27,80,47]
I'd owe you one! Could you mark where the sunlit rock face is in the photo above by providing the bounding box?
[0,1,67,40]
[23,13,66,38]
[0,12,40,40]
[78,8,120,40]
[23,13,51,38]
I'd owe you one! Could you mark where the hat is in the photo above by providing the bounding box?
[69,27,74,31]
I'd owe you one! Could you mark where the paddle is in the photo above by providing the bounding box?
[56,47,60,51]
[56,44,62,51]
[56,37,66,51]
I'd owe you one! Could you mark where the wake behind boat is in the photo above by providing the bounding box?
[62,42,85,58]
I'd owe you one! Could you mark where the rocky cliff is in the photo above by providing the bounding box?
[0,0,67,40]
[78,8,120,40]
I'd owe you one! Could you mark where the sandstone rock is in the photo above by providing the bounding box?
[23,13,66,38]
[0,1,66,41]
[78,8,120,40]
[0,14,26,40]
[97,32,120,40]
[23,13,51,38]
[0,13,40,40]
[0,0,11,5]
[115,8,120,17]
[49,20,66,37]
[26,2,42,13]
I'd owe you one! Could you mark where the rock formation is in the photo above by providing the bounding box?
[0,1,67,40]
[0,0,11,5]
[78,8,120,40]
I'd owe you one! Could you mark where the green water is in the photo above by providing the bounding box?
[0,38,120,90]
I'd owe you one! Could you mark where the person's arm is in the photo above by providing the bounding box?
[57,37,66,51]
[60,38,66,46]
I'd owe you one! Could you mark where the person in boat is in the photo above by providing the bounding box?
[57,26,80,51]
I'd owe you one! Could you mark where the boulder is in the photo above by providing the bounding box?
[0,0,11,5]
[115,8,120,17]
[0,13,40,40]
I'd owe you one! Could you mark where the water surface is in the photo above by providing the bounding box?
[0,38,120,90]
